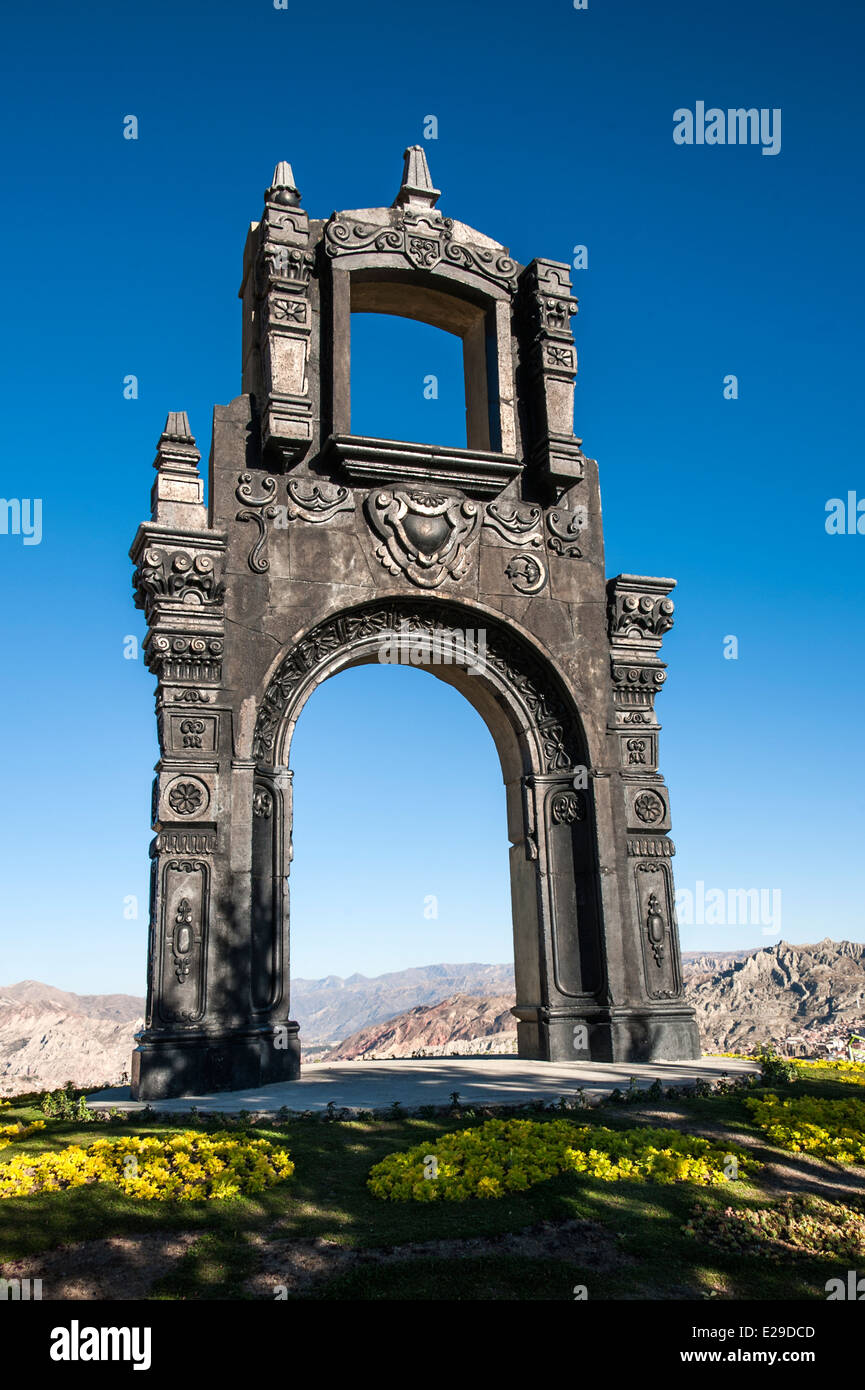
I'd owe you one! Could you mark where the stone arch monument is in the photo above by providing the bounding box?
[129,147,700,1099]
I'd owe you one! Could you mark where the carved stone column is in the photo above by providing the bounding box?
[606,574,701,1058]
[130,415,237,1098]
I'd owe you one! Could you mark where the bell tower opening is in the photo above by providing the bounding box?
[348,312,468,449]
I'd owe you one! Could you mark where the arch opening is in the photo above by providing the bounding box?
[287,663,515,1056]
[251,598,607,1067]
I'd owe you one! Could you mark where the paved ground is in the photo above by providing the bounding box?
[87,1056,756,1114]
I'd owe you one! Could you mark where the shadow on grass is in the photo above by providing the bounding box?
[1,1091,861,1301]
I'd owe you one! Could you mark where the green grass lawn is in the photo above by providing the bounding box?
[0,1073,862,1301]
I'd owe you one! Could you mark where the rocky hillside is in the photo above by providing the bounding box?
[686,938,865,1052]
[0,983,145,1096]
[323,994,518,1061]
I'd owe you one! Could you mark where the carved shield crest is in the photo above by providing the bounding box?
[405,231,443,269]
[365,490,479,588]
[402,213,445,270]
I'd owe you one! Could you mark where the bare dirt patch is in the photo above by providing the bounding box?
[244,1217,629,1298]
[0,1232,198,1300]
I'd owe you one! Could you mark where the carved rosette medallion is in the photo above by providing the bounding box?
[633,790,666,825]
[168,781,205,816]
[365,490,479,588]
[163,775,211,820]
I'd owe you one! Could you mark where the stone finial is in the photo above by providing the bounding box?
[392,145,441,210]
[151,412,207,526]
[160,411,195,447]
[154,413,199,473]
[266,160,301,207]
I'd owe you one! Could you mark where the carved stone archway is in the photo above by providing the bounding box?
[248,596,604,1071]
[129,147,700,1099]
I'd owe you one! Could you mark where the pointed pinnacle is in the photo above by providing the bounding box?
[392,144,441,210]
[266,160,301,207]
[154,411,200,474]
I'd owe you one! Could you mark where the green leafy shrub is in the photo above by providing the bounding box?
[368,1117,751,1202]
[754,1046,798,1085]
[40,1086,96,1122]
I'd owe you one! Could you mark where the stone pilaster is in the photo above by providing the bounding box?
[130,414,236,1098]
[519,258,586,492]
[242,162,314,466]
[606,574,695,1040]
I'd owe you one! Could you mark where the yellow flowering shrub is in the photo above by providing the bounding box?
[787,1059,865,1086]
[368,1118,750,1202]
[0,1120,46,1152]
[745,1093,865,1165]
[0,1130,294,1201]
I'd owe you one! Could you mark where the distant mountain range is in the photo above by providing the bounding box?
[1,941,862,1093]
[317,941,865,1062]
[292,963,515,1044]
[0,981,144,1023]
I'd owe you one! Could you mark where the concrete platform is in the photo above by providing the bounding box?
[87,1056,756,1115]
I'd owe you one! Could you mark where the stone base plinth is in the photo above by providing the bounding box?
[543,1007,701,1064]
[131,1025,301,1101]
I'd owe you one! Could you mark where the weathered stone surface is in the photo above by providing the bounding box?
[129,148,699,1099]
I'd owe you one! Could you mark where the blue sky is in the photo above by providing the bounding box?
[0,0,862,993]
